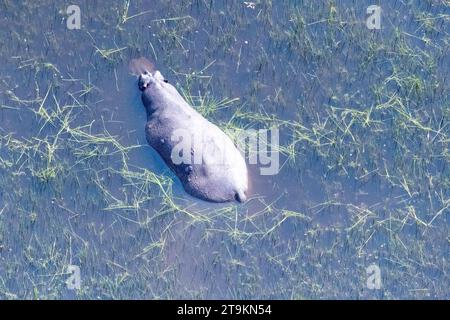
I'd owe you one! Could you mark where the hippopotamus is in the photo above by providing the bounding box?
[130,58,248,203]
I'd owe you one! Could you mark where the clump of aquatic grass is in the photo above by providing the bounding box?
[116,0,152,29]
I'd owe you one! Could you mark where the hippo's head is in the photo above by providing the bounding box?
[136,66,178,116]
[138,70,167,91]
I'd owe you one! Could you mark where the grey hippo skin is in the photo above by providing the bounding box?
[131,58,248,203]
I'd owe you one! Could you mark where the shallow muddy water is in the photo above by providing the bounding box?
[0,0,448,299]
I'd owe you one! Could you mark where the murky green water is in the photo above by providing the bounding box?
[0,0,448,299]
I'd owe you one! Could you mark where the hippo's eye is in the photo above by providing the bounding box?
[163,79,169,83]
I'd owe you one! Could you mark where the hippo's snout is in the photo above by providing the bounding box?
[138,70,166,91]
[138,72,152,91]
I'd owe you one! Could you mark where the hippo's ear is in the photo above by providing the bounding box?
[154,71,165,81]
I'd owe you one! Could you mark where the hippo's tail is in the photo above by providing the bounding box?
[235,189,247,203]
[129,57,155,76]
